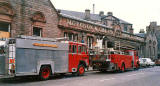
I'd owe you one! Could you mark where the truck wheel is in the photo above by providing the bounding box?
[77,65,85,76]
[120,64,125,73]
[135,62,140,70]
[39,66,51,80]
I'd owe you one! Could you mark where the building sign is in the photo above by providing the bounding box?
[59,17,114,35]
[59,17,144,42]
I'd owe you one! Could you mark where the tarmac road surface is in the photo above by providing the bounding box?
[0,66,160,86]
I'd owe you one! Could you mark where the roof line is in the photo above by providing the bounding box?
[60,13,144,38]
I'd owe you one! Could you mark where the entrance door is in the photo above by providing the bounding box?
[68,43,78,72]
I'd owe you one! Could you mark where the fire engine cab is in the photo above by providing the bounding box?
[0,36,89,80]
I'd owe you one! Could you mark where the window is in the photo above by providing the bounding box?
[69,45,72,53]
[149,40,152,44]
[78,45,82,53]
[82,45,87,54]
[72,45,77,53]
[68,33,74,41]
[64,32,67,38]
[0,22,10,32]
[153,41,156,45]
[87,36,93,49]
[107,41,114,48]
[64,32,78,42]
[74,34,78,42]
[33,27,42,37]
[124,25,128,32]
[153,47,155,56]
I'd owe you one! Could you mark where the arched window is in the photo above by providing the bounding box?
[31,12,46,37]
[153,41,156,45]
[153,47,155,56]
[149,40,152,44]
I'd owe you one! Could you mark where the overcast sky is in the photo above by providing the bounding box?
[51,0,160,33]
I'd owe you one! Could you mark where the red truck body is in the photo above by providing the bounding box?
[92,50,139,72]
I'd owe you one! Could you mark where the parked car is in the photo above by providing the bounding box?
[139,58,155,67]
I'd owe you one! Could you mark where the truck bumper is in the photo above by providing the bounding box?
[92,61,117,71]
[0,75,14,79]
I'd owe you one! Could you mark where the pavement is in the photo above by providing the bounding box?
[0,66,160,86]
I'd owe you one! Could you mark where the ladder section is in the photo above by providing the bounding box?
[8,44,16,75]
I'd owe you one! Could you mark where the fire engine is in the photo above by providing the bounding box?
[0,36,89,80]
[90,41,140,72]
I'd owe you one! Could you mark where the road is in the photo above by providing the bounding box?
[0,66,160,86]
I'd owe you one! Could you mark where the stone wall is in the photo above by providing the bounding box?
[145,22,158,60]
[0,0,62,38]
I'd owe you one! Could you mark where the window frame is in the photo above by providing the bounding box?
[78,45,82,54]
[71,44,77,54]
[33,27,42,37]
[0,22,10,32]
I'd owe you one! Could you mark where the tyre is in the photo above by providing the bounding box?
[39,66,51,80]
[120,64,125,73]
[77,65,85,76]
[135,62,140,70]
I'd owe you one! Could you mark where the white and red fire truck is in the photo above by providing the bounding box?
[0,36,140,80]
[90,42,140,72]
[0,36,89,80]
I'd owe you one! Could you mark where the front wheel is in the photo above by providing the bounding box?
[39,66,51,80]
[120,64,125,73]
[77,65,85,76]
[135,62,140,70]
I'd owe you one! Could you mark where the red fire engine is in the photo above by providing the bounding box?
[0,36,139,80]
[0,36,89,80]
[90,42,140,72]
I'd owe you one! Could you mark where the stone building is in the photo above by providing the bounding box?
[0,0,62,38]
[135,22,158,60]
[0,0,145,57]
[146,22,158,60]
[58,10,144,51]
[146,22,160,59]
[59,9,133,34]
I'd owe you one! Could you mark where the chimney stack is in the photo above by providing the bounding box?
[93,4,95,14]
[150,22,157,28]
[85,9,90,20]
[99,11,104,17]
[139,29,145,33]
[107,12,113,16]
